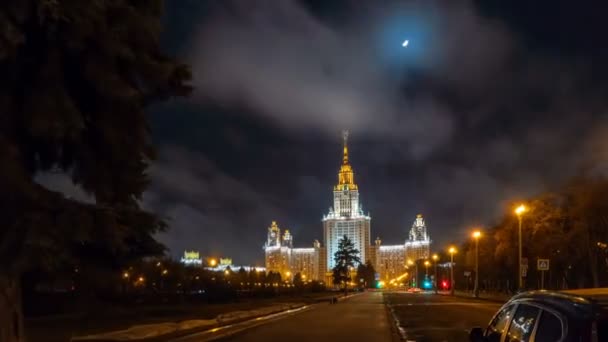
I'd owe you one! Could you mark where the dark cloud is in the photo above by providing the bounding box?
[36,0,608,263]
[156,0,608,258]
[145,145,284,264]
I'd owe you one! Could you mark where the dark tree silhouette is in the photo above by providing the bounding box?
[357,260,377,288]
[0,1,191,340]
[332,235,361,296]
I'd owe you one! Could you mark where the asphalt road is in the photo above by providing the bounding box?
[385,292,504,342]
[215,291,395,342]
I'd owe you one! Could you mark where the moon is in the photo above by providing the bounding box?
[402,40,409,47]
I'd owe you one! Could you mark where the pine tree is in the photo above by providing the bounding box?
[332,235,361,296]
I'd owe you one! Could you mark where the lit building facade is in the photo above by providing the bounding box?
[180,250,202,265]
[263,221,322,280]
[323,131,371,271]
[371,214,432,280]
[263,132,432,283]
[405,214,431,261]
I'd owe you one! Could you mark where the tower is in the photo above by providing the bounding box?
[323,131,371,270]
[267,221,281,247]
[282,230,293,248]
[405,214,431,260]
[409,214,429,242]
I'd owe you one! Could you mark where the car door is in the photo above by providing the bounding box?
[532,309,564,342]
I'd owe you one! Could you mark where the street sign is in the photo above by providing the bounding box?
[537,259,550,271]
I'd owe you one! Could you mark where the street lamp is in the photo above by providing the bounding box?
[472,230,482,298]
[432,254,439,294]
[448,247,457,296]
[515,204,527,291]
[209,259,217,267]
[407,259,416,288]
[424,260,430,276]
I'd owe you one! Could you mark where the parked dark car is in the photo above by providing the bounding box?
[469,288,608,342]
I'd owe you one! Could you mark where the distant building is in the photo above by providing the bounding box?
[371,215,432,282]
[263,221,321,280]
[263,132,432,284]
[204,255,265,273]
[180,250,202,265]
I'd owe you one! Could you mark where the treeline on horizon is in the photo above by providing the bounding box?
[454,175,608,291]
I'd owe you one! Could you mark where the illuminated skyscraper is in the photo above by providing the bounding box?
[323,131,371,270]
[263,133,432,284]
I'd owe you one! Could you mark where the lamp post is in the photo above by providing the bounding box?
[515,204,527,291]
[407,259,415,288]
[432,254,439,294]
[449,247,457,296]
[472,230,482,298]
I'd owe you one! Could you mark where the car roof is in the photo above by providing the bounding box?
[560,288,608,303]
[509,289,608,319]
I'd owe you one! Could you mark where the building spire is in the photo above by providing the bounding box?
[342,129,349,165]
[335,130,357,191]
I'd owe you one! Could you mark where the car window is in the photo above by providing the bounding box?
[486,304,515,342]
[506,304,540,342]
[534,310,562,342]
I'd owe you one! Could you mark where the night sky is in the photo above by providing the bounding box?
[41,0,608,265]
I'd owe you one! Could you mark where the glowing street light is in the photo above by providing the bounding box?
[123,272,129,279]
[515,204,527,291]
[448,247,457,296]
[472,230,482,298]
[209,259,217,267]
[424,260,430,276]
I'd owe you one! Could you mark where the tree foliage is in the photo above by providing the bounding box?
[356,260,377,288]
[459,177,608,290]
[332,235,361,290]
[0,0,192,276]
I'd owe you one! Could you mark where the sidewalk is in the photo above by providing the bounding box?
[70,293,363,341]
[437,290,511,302]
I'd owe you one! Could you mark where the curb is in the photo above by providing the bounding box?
[172,292,365,341]
[170,304,313,342]
[435,292,509,303]
[382,294,406,341]
[71,304,308,342]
